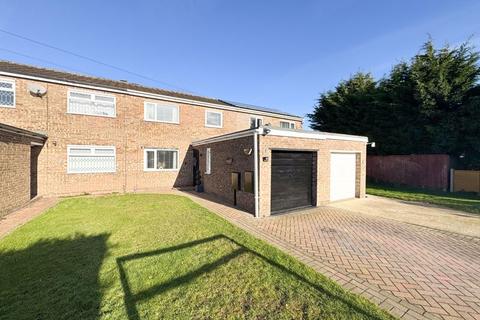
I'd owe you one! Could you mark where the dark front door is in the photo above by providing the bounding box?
[30,146,41,199]
[271,151,313,214]
[193,149,200,186]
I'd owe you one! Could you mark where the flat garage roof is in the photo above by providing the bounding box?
[191,126,368,146]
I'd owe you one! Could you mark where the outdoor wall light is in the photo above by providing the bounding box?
[243,148,252,156]
[367,142,376,148]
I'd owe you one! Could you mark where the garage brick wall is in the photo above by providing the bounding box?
[258,135,366,217]
[195,136,255,214]
[0,76,301,197]
[0,131,32,216]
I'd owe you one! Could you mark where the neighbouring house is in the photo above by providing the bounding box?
[0,61,367,217]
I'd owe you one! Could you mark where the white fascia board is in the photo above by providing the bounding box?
[324,134,368,142]
[0,71,303,121]
[267,128,327,140]
[266,128,368,142]
[191,128,260,147]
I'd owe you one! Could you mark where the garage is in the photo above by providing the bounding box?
[271,150,314,213]
[192,126,366,218]
[330,152,357,201]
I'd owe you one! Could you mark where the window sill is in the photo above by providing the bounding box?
[0,105,15,108]
[144,169,179,172]
[67,170,116,174]
[67,111,116,118]
[144,119,180,125]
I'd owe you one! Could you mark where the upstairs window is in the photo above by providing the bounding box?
[280,121,295,129]
[205,110,223,128]
[0,79,15,108]
[144,148,179,171]
[68,90,116,117]
[144,102,179,124]
[67,145,116,174]
[250,116,263,128]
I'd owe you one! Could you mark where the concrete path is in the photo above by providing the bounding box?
[178,190,480,320]
[330,195,480,238]
[0,197,59,239]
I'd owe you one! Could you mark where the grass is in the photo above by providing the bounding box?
[0,194,393,320]
[367,183,480,215]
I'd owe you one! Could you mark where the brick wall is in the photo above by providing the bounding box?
[195,136,255,214]
[0,76,302,197]
[258,135,366,217]
[0,131,31,216]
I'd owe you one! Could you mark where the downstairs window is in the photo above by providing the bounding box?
[67,145,116,173]
[144,149,179,171]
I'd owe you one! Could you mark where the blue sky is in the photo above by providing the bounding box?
[0,0,479,122]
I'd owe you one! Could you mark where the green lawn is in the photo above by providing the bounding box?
[0,194,393,320]
[367,183,480,214]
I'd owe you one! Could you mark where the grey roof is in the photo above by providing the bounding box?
[0,60,303,119]
[0,122,47,140]
[220,100,301,118]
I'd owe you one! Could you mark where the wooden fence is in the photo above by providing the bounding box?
[367,154,451,190]
[450,170,480,193]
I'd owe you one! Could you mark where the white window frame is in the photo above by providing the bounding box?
[143,101,180,124]
[205,110,223,128]
[0,78,15,108]
[67,145,116,174]
[67,89,116,118]
[249,115,263,128]
[205,148,211,174]
[280,120,295,129]
[143,148,179,172]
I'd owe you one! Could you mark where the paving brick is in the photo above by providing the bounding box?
[0,197,59,239]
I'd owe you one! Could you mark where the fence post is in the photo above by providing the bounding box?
[449,168,454,193]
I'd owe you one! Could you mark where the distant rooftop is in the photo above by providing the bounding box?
[0,60,302,119]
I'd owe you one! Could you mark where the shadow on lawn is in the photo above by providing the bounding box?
[0,234,109,320]
[117,234,385,320]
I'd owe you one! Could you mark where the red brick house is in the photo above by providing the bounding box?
[0,61,367,217]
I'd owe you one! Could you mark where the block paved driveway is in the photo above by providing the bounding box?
[180,191,480,320]
[253,208,480,320]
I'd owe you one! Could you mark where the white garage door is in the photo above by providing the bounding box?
[330,153,357,201]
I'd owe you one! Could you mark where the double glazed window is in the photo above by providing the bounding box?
[0,79,15,108]
[205,110,223,128]
[67,145,116,173]
[68,90,116,117]
[280,121,295,129]
[144,102,179,123]
[144,149,179,171]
